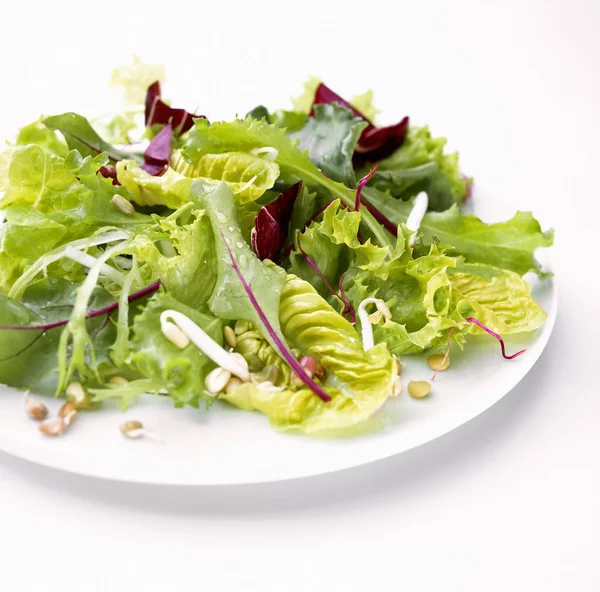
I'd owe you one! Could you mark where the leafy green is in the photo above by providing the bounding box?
[135,208,217,308]
[192,181,288,352]
[222,275,396,433]
[0,278,119,395]
[291,76,320,113]
[117,160,193,208]
[15,120,68,157]
[289,200,387,302]
[362,185,553,277]
[449,263,547,334]
[350,90,379,122]
[43,113,136,163]
[0,145,80,209]
[368,125,470,209]
[289,103,367,185]
[109,55,165,105]
[129,291,224,408]
[171,150,279,203]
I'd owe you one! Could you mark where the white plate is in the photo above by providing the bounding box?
[0,188,556,485]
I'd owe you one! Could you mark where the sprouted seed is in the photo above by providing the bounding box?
[430,327,456,381]
[408,380,431,399]
[58,402,77,426]
[39,417,66,437]
[120,420,145,439]
[24,395,48,421]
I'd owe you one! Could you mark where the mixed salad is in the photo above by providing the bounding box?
[0,61,554,435]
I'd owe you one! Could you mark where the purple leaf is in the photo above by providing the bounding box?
[310,82,409,164]
[251,182,302,261]
[223,235,331,402]
[311,83,374,127]
[144,81,205,135]
[98,164,120,185]
[143,123,173,166]
[353,117,409,166]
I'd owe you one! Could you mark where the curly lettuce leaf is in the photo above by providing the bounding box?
[289,103,367,185]
[291,76,321,113]
[117,161,192,208]
[110,55,166,105]
[289,200,388,302]
[135,208,217,308]
[347,228,463,355]
[0,145,78,209]
[371,125,469,207]
[222,275,396,433]
[171,151,279,204]
[449,263,547,334]
[361,185,553,277]
[127,291,224,408]
[350,90,380,123]
[15,120,69,157]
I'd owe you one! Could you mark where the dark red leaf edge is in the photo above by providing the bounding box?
[144,81,205,135]
[251,182,302,261]
[310,82,409,163]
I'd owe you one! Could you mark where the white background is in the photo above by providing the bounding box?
[1,0,599,590]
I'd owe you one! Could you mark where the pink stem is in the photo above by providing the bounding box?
[466,318,526,360]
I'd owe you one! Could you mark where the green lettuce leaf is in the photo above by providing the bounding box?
[191,181,288,353]
[350,90,379,122]
[0,278,119,395]
[291,76,321,113]
[117,160,193,208]
[222,274,396,433]
[135,208,217,308]
[289,103,367,185]
[361,184,553,277]
[127,291,224,408]
[289,200,388,302]
[15,119,68,157]
[109,55,166,105]
[367,125,470,209]
[347,227,463,355]
[171,150,279,203]
[449,263,547,334]
[43,113,138,163]
[0,145,79,209]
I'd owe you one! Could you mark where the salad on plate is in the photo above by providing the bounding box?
[0,60,554,436]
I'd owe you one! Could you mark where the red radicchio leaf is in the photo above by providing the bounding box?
[223,235,331,402]
[251,182,302,261]
[140,123,172,176]
[144,81,205,135]
[98,164,120,185]
[466,318,526,360]
[310,82,409,164]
